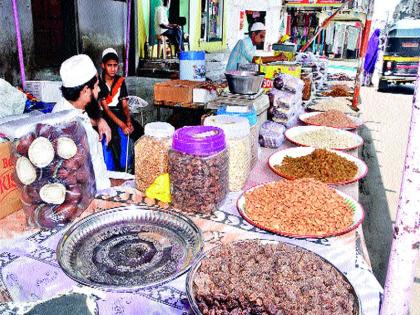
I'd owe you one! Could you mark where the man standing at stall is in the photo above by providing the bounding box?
[226,22,287,71]
[53,54,111,191]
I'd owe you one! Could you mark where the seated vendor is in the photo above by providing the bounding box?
[99,48,143,172]
[226,22,287,71]
[155,0,184,53]
[53,54,111,191]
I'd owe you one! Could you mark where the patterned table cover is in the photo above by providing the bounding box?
[0,147,383,315]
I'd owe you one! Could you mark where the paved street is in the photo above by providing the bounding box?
[358,84,420,314]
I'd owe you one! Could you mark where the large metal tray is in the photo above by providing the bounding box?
[57,205,203,292]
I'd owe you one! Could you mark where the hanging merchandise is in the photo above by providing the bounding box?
[347,26,360,51]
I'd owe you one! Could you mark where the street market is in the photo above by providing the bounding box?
[0,0,419,314]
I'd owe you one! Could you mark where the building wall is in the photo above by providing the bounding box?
[226,0,283,51]
[78,0,127,66]
[0,0,34,85]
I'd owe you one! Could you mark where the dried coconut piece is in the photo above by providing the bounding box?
[28,137,55,168]
[56,137,78,159]
[39,183,66,205]
[16,156,37,185]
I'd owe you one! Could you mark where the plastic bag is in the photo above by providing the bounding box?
[279,73,304,93]
[13,119,96,228]
[145,173,171,203]
[259,121,286,148]
[0,79,26,119]
[270,89,299,109]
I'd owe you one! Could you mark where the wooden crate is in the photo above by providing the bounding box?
[154,80,203,105]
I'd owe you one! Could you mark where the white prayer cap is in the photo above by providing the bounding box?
[102,48,119,59]
[60,54,97,88]
[250,22,266,32]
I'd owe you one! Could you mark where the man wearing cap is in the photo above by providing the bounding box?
[53,54,111,191]
[226,22,286,71]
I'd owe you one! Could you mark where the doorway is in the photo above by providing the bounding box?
[31,0,79,67]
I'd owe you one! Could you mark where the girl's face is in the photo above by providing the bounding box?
[102,59,119,77]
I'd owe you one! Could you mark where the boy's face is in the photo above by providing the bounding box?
[102,59,119,78]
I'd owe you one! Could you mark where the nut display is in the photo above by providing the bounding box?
[244,178,354,236]
[13,121,96,228]
[169,149,228,214]
[292,127,360,149]
[192,240,358,315]
[135,122,174,193]
[304,110,358,129]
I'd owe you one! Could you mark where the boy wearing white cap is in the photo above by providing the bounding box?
[226,22,286,71]
[53,54,111,191]
[98,48,143,172]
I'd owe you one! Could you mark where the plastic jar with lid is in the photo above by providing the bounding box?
[217,106,258,169]
[204,115,251,191]
[135,122,175,200]
[169,126,228,214]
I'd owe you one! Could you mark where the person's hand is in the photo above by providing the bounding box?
[97,118,112,145]
[121,123,132,135]
[127,121,134,133]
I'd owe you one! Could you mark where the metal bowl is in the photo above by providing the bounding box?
[186,239,361,315]
[225,71,264,95]
[57,205,203,292]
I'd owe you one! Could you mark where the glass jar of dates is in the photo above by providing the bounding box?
[169,126,228,214]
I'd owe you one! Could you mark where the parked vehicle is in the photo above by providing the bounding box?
[379,19,420,91]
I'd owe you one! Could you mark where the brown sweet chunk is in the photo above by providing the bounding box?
[193,241,357,315]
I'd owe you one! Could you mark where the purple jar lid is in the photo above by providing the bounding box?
[172,126,226,156]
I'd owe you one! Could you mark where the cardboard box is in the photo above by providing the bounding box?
[154,80,203,105]
[0,141,22,219]
[25,80,62,103]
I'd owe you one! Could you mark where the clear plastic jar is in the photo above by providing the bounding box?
[204,115,251,191]
[169,126,228,214]
[135,122,175,193]
[217,107,258,169]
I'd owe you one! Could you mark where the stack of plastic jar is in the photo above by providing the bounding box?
[134,122,175,201]
[217,106,258,169]
[169,126,228,214]
[204,115,251,192]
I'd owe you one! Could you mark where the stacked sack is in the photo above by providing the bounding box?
[268,73,304,128]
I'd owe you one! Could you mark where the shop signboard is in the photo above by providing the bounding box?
[286,0,343,7]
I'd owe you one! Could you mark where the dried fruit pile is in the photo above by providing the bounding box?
[193,240,358,315]
[274,149,358,183]
[304,110,358,129]
[244,178,354,236]
[322,84,352,97]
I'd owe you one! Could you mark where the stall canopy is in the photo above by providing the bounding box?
[388,19,420,38]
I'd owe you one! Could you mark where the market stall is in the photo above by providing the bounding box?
[0,15,385,313]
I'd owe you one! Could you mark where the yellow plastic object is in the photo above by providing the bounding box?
[280,35,290,43]
[260,63,302,90]
[145,173,171,203]
[274,51,295,61]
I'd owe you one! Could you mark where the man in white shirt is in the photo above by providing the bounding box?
[155,0,183,53]
[226,23,286,71]
[53,54,111,191]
